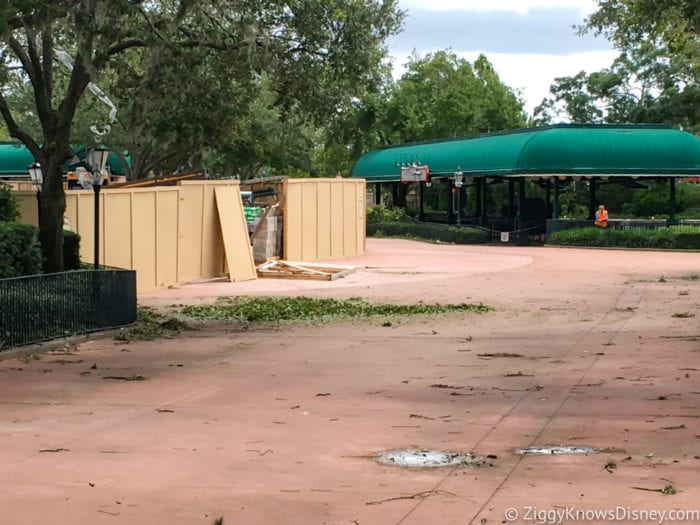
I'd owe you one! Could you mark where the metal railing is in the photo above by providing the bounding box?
[0,269,137,350]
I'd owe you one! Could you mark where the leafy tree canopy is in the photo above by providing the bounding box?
[536,0,699,131]
[379,51,527,144]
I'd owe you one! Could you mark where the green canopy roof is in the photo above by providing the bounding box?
[350,124,700,182]
[0,142,129,176]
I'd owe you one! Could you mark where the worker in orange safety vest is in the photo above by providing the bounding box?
[594,204,609,228]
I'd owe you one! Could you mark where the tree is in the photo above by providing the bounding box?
[584,0,699,67]
[379,51,526,144]
[0,1,404,270]
[536,0,699,129]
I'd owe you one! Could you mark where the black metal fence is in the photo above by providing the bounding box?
[0,269,137,350]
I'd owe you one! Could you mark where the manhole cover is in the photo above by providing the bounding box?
[514,446,598,456]
[375,449,489,468]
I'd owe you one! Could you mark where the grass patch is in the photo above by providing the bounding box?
[180,296,491,324]
[114,307,190,342]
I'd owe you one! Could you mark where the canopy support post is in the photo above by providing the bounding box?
[588,179,597,220]
[374,183,381,206]
[475,179,482,222]
[418,182,425,221]
[455,185,462,226]
[508,179,515,219]
[479,180,487,226]
[447,181,455,225]
[668,177,678,225]
[517,178,527,245]
[553,178,560,219]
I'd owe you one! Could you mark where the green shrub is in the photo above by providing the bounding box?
[0,222,42,278]
[672,228,700,250]
[0,182,19,222]
[62,230,81,270]
[366,205,410,224]
[367,221,488,244]
[549,226,700,250]
[453,226,489,244]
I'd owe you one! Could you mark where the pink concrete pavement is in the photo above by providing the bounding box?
[1,239,699,525]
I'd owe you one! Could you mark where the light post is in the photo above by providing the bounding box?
[27,162,43,226]
[454,170,464,226]
[85,148,110,270]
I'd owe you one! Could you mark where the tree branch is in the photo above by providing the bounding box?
[24,27,53,130]
[42,26,54,105]
[0,91,42,160]
[56,35,93,142]
[105,39,148,58]
[8,35,36,79]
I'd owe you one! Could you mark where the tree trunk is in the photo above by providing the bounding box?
[39,155,66,273]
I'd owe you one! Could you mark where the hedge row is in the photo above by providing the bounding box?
[0,222,43,278]
[549,226,700,250]
[0,223,82,278]
[366,205,410,224]
[367,221,488,244]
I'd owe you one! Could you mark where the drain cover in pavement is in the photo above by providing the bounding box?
[375,449,488,468]
[514,446,598,456]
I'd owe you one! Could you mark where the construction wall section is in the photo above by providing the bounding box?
[283,178,366,261]
[16,181,237,293]
[16,178,367,293]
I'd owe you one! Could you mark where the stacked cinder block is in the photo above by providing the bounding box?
[252,211,283,263]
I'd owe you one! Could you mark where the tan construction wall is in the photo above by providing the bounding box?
[16,181,235,293]
[283,178,366,261]
[16,178,367,292]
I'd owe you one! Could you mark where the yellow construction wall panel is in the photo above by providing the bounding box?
[103,192,132,270]
[74,192,95,264]
[15,193,39,226]
[316,181,332,260]
[355,181,366,255]
[177,184,205,282]
[342,182,356,255]
[283,180,304,261]
[130,192,158,292]
[155,189,179,289]
[63,194,78,232]
[214,186,256,282]
[330,184,344,258]
[200,182,226,278]
[301,183,318,260]
[283,178,366,262]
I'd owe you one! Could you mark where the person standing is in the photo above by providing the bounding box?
[594,204,609,228]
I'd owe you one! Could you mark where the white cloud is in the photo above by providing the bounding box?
[389,49,619,117]
[400,0,598,15]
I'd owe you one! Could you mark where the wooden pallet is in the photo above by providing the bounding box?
[256,260,356,281]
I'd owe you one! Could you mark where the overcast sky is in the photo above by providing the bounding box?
[388,0,618,116]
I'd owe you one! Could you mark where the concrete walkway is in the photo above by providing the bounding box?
[1,239,698,524]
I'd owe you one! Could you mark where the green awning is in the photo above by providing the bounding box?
[350,124,700,182]
[0,142,129,176]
